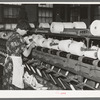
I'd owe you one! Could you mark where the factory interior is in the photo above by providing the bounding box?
[0,3,100,90]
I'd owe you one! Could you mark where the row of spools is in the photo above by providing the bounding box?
[24,34,100,60]
[1,20,100,38]
[39,22,86,33]
[38,20,100,36]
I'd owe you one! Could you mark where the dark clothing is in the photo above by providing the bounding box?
[3,32,26,90]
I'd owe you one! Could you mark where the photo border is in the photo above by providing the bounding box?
[0,0,100,99]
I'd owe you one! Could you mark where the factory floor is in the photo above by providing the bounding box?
[0,78,61,90]
[0,58,62,90]
[24,75,62,90]
[0,74,62,90]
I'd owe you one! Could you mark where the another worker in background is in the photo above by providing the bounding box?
[2,20,36,90]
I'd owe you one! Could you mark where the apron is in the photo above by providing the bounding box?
[10,56,24,89]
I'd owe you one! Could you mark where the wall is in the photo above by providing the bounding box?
[53,4,68,22]
[23,4,38,25]
[0,5,3,23]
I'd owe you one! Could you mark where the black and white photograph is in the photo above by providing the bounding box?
[0,1,100,98]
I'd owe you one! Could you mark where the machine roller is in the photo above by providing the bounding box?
[67,54,80,71]
[31,44,100,90]
[49,49,59,55]
[59,51,68,58]
[82,57,95,65]
[78,56,96,77]
[42,47,50,53]
[36,46,43,51]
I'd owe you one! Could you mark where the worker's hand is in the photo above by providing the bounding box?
[27,41,36,49]
[30,41,36,48]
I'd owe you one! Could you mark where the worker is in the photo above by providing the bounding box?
[2,20,35,90]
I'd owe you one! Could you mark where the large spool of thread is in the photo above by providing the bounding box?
[63,22,74,29]
[69,41,86,56]
[73,22,87,29]
[36,38,45,47]
[39,23,50,28]
[90,20,100,36]
[33,35,44,45]
[83,51,97,59]
[42,38,53,48]
[32,35,40,46]
[51,45,59,50]
[58,40,72,52]
[50,22,64,33]
[42,39,49,48]
[84,46,99,59]
[50,39,59,50]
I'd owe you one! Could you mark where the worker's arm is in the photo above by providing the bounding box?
[23,41,36,57]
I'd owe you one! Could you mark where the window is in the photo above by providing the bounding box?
[38,4,53,23]
[93,6,100,20]
[3,5,20,23]
[4,7,19,18]
[70,7,80,22]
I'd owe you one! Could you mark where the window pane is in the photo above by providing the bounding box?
[4,6,20,19]
[4,8,8,18]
